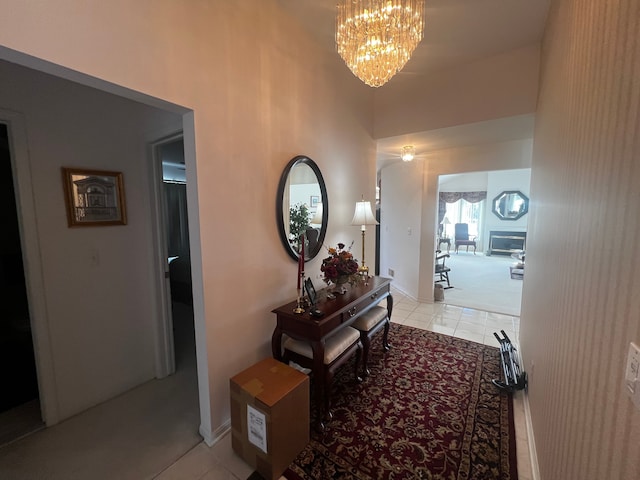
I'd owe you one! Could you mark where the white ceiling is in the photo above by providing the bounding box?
[376,113,536,163]
[278,0,550,169]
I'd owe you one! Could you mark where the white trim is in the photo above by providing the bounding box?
[181,112,213,443]
[523,390,541,480]
[201,420,231,447]
[148,131,183,379]
[1,109,59,425]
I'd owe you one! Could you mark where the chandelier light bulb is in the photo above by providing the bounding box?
[401,145,415,162]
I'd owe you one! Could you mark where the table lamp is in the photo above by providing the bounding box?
[351,197,379,277]
[440,217,451,238]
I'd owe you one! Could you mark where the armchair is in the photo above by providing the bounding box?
[454,223,477,254]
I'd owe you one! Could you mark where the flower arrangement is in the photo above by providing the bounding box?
[320,242,362,287]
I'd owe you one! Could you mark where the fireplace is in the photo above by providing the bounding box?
[489,231,526,255]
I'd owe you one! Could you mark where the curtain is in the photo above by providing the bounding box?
[438,191,487,225]
[164,182,190,258]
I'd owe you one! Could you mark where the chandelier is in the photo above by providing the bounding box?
[336,0,426,88]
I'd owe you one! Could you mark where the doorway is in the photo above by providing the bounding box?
[437,169,530,316]
[154,135,195,374]
[0,122,43,444]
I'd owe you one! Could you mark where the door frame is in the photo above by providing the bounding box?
[148,121,213,444]
[1,109,57,425]
[148,131,186,379]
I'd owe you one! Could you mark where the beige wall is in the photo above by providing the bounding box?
[521,0,640,478]
[373,45,541,139]
[0,0,374,442]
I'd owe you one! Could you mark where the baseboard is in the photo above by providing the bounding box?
[200,419,231,447]
[390,283,421,303]
[522,390,541,480]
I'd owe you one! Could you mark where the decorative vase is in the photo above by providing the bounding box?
[332,276,349,295]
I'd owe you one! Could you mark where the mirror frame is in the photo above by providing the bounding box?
[276,155,329,262]
[491,190,529,221]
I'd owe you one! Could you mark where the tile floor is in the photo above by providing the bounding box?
[158,288,532,480]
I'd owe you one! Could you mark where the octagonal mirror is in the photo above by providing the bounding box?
[492,190,529,221]
[276,155,328,261]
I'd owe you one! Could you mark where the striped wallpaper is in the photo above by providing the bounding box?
[520,0,640,478]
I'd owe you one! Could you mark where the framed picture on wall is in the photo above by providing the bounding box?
[310,195,320,207]
[62,167,127,227]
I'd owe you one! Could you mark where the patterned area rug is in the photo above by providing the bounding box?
[284,324,516,480]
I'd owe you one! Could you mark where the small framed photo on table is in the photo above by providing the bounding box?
[304,277,317,306]
[62,167,127,227]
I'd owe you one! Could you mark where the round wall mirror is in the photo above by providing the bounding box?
[276,155,328,261]
[492,190,529,220]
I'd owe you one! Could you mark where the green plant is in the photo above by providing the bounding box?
[289,202,310,245]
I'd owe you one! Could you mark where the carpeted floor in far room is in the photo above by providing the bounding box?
[440,252,523,317]
[283,323,517,480]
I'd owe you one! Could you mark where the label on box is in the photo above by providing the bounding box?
[247,404,267,453]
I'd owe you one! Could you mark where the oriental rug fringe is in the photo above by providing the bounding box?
[284,324,517,480]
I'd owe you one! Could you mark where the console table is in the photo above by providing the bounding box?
[271,276,393,427]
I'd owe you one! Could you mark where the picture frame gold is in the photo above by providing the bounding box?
[61,167,127,227]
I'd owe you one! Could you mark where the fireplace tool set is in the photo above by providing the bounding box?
[492,330,527,392]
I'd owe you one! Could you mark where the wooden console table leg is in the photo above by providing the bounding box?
[271,326,283,361]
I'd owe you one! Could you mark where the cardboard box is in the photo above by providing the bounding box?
[230,357,310,480]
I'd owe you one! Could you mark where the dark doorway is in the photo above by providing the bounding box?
[0,124,40,415]
[159,138,195,372]
[161,138,192,307]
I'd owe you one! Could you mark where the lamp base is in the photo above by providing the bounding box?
[358,265,370,285]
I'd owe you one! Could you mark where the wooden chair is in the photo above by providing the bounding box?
[282,326,362,423]
[454,223,477,254]
[351,305,391,377]
[435,250,452,289]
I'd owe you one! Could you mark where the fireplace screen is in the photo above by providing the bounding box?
[489,231,526,255]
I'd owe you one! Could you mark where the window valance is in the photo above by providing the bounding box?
[438,191,487,224]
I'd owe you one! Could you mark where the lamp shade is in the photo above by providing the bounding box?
[310,203,323,225]
[441,217,451,225]
[351,200,379,227]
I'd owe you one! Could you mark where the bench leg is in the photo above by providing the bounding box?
[382,319,391,351]
[360,335,371,377]
[355,344,363,383]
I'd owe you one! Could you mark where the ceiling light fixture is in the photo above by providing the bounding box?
[401,145,415,162]
[336,0,426,88]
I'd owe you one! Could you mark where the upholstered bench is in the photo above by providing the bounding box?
[351,305,391,377]
[283,326,362,422]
